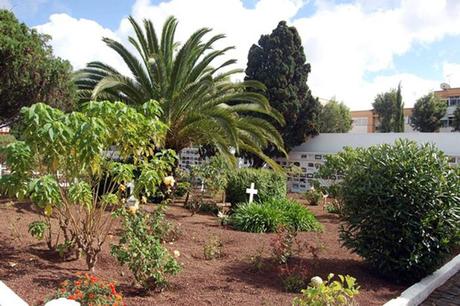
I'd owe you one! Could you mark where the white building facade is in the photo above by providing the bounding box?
[276,133,460,193]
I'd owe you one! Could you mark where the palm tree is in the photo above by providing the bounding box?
[75,16,285,169]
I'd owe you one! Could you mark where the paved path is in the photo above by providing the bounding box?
[421,272,460,306]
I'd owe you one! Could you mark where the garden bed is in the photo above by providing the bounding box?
[0,197,406,305]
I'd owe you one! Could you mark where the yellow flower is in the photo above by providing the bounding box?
[128,205,138,215]
[163,176,175,187]
[44,204,53,217]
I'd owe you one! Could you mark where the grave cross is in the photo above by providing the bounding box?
[126,181,135,195]
[246,183,258,203]
[0,164,4,177]
[200,181,205,193]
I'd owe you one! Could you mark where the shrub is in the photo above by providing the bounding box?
[304,188,323,206]
[174,181,190,197]
[203,235,224,260]
[271,226,299,264]
[334,140,460,282]
[226,168,286,204]
[293,274,360,306]
[325,200,342,214]
[0,101,175,271]
[48,273,124,305]
[111,207,181,290]
[230,198,321,233]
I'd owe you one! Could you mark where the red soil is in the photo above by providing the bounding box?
[0,197,405,305]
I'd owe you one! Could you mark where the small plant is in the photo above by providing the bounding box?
[230,198,321,233]
[28,221,48,240]
[48,273,124,305]
[325,200,342,214]
[304,188,323,206]
[248,247,266,272]
[203,235,223,260]
[279,265,308,293]
[271,226,298,264]
[293,274,360,306]
[174,181,190,197]
[150,203,181,243]
[111,208,181,290]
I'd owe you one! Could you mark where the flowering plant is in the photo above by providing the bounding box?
[48,273,125,306]
[293,273,359,306]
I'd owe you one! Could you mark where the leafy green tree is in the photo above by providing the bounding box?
[372,85,404,132]
[319,99,352,133]
[0,101,176,271]
[75,16,284,170]
[452,105,460,132]
[245,21,321,154]
[410,93,447,132]
[0,10,76,127]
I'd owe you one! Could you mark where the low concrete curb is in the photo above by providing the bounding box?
[0,281,28,306]
[384,254,460,306]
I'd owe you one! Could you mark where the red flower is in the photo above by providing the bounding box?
[90,275,98,283]
[109,283,117,295]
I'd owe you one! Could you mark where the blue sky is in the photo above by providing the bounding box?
[3,0,460,110]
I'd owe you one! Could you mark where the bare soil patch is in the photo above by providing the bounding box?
[0,197,405,305]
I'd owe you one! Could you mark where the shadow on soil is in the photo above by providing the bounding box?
[222,255,402,295]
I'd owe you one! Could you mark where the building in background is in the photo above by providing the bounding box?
[350,108,415,133]
[434,86,460,132]
[277,133,460,192]
[349,85,460,133]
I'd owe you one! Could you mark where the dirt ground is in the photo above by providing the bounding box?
[0,197,406,305]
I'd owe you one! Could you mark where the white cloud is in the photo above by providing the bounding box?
[33,0,460,110]
[443,62,460,86]
[34,13,128,73]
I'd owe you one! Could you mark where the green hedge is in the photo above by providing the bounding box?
[226,168,286,204]
[230,198,322,233]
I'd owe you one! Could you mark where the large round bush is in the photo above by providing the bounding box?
[339,140,460,282]
[230,198,321,233]
[226,168,286,204]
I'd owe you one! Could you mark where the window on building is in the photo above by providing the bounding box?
[448,96,460,107]
[315,154,322,160]
[301,154,307,159]
[308,162,314,168]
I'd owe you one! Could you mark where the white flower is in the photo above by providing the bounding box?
[310,276,323,287]
[163,176,175,187]
[173,250,180,257]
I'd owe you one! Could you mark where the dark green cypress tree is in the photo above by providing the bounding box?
[245,21,320,156]
[393,83,404,132]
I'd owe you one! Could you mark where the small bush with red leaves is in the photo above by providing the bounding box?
[47,273,124,306]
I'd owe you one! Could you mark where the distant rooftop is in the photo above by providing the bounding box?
[291,133,460,156]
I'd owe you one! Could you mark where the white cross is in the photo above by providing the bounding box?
[0,164,4,177]
[246,183,258,203]
[200,181,205,192]
[127,181,135,195]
